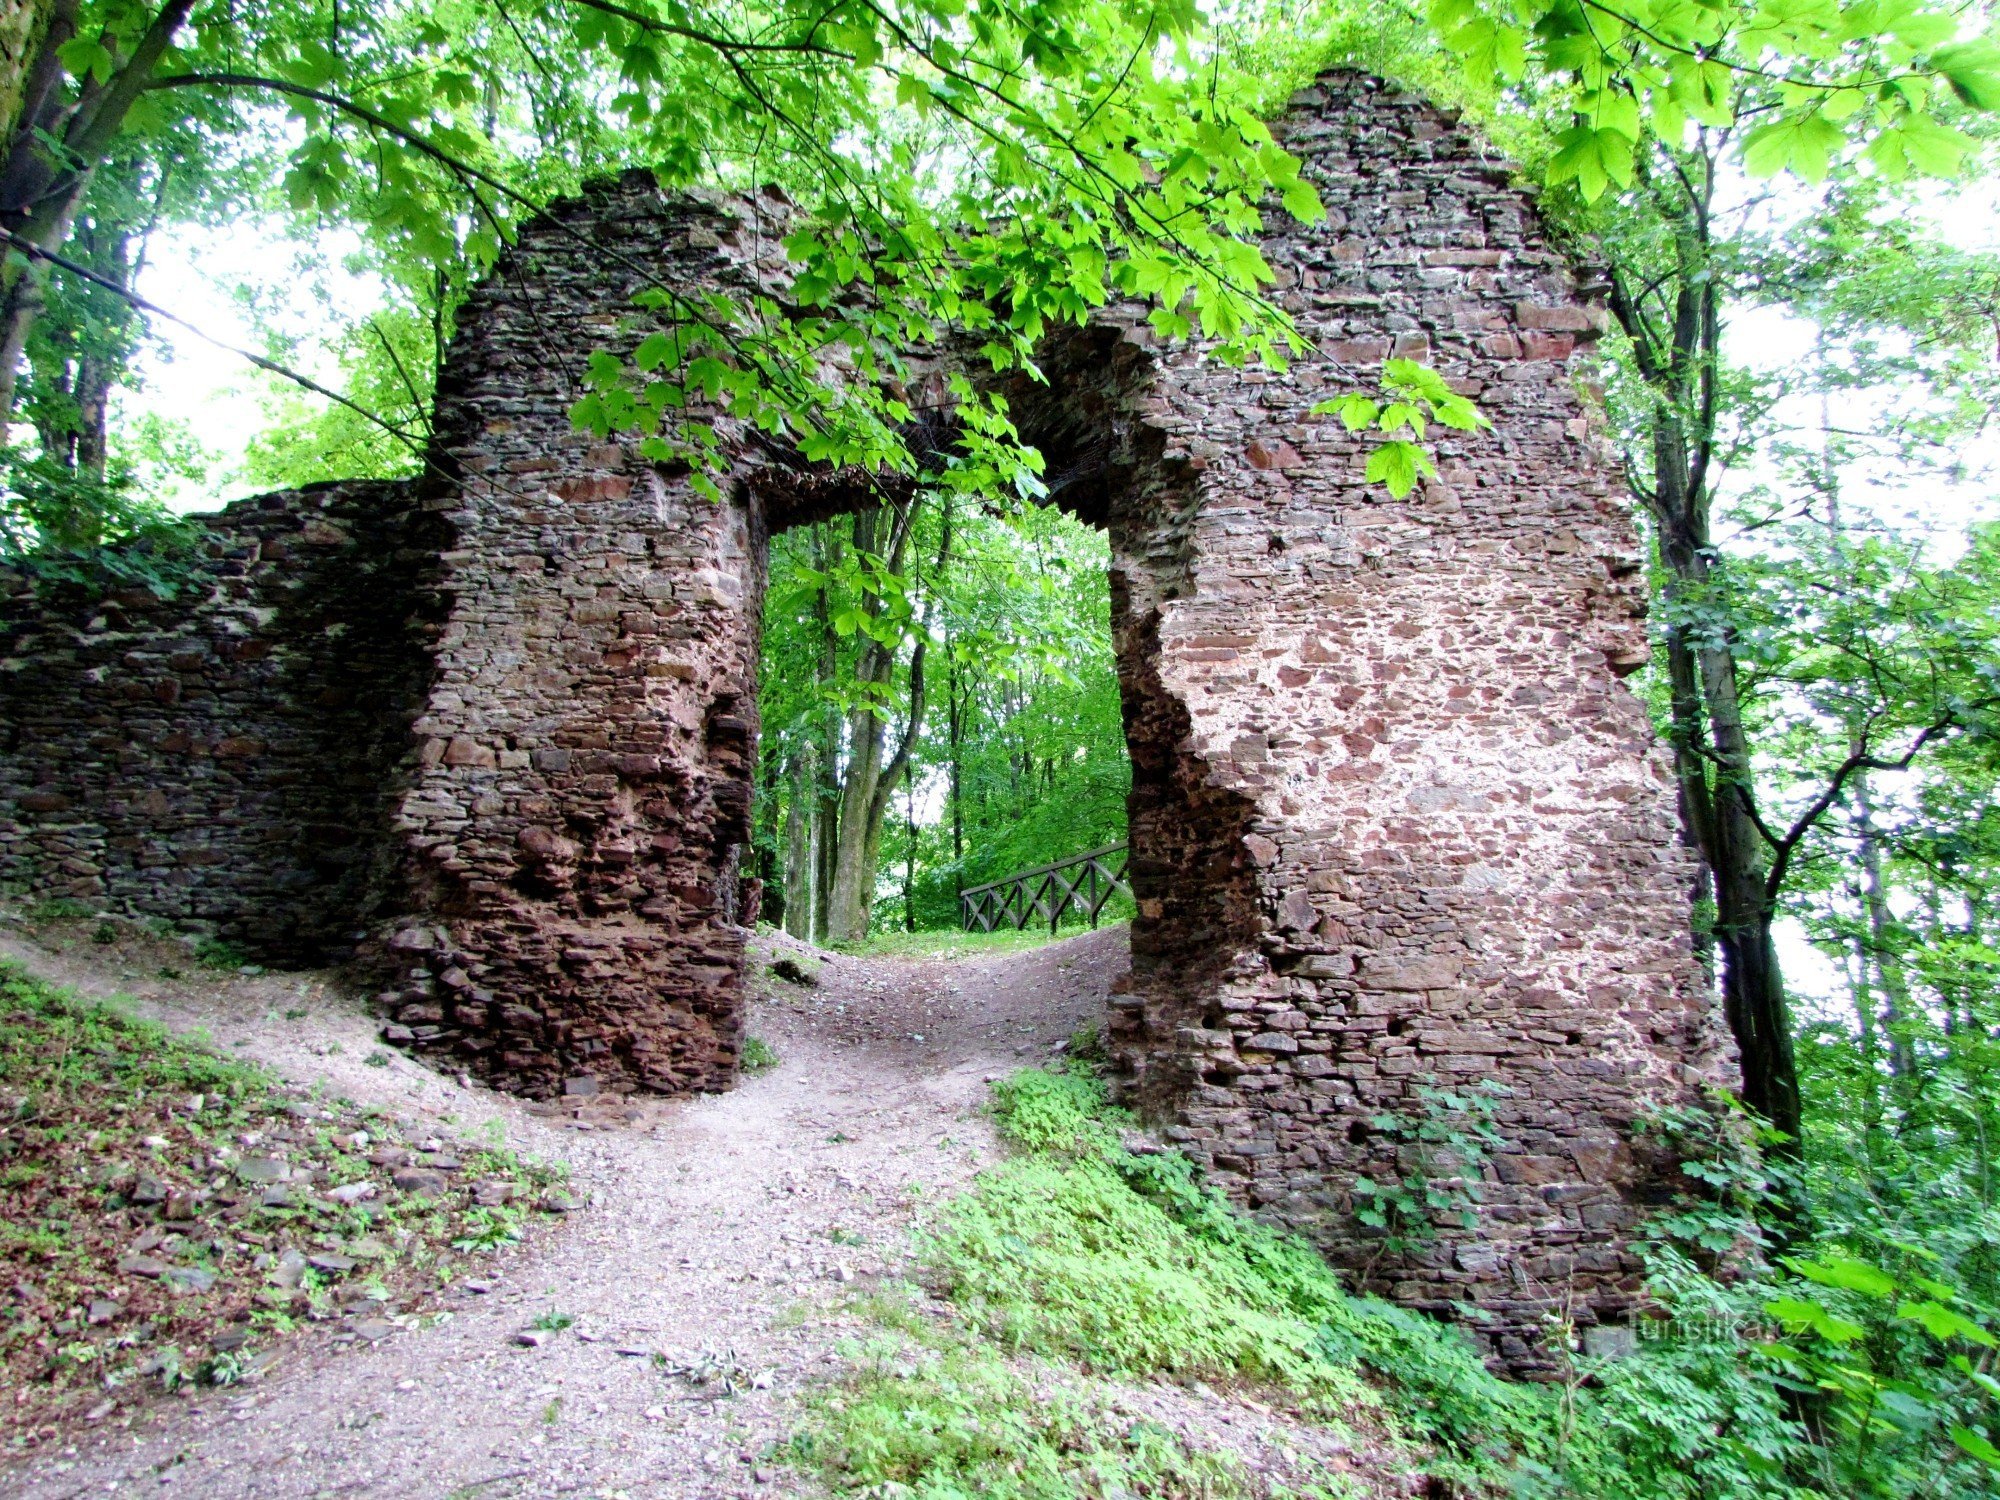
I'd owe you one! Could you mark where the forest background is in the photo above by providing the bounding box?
[3,0,2000,1492]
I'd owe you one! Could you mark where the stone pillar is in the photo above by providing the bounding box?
[1090,73,1734,1370]
[373,176,792,1099]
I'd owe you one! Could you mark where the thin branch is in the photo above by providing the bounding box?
[367,317,433,437]
[1757,719,1957,900]
[0,225,426,452]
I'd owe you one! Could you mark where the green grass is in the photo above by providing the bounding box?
[190,936,249,971]
[743,1035,780,1074]
[798,1063,1855,1499]
[944,1071,1544,1450]
[828,921,1128,961]
[791,1063,1555,1497]
[790,1318,1307,1499]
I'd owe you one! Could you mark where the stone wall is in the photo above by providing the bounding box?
[985,74,1731,1368]
[0,480,442,956]
[1080,75,1733,1370]
[0,71,1734,1368]
[363,179,806,1100]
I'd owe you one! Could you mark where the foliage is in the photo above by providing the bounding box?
[742,1035,780,1075]
[935,1067,1540,1470]
[792,1318,1287,1499]
[0,443,201,600]
[1347,1081,1507,1260]
[1429,0,1999,201]
[809,1064,2000,1496]
[760,497,1129,936]
[822,926,1079,960]
[0,959,560,1434]
[1311,357,1492,498]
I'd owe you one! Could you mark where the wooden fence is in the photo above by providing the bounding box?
[959,843,1131,934]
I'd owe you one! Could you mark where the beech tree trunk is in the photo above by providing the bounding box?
[820,499,940,945]
[824,639,928,942]
[1610,173,1805,1154]
[0,0,54,147]
[1649,407,1805,1152]
[1853,770,1917,1085]
[823,613,927,941]
[781,746,815,941]
[809,523,841,943]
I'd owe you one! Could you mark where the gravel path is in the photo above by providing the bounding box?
[2,920,1129,1499]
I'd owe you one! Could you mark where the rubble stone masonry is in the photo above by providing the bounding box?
[0,480,443,956]
[0,73,1733,1367]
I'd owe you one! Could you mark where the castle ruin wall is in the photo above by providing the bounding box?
[0,73,1735,1370]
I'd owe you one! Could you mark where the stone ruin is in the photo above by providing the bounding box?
[0,74,1733,1371]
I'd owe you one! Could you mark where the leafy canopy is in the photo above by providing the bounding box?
[1429,0,2000,199]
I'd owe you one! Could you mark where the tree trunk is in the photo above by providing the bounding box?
[1609,180,1807,1156]
[822,499,935,945]
[1654,495,1805,1152]
[826,637,928,943]
[0,180,80,420]
[1852,770,1917,1087]
[0,0,55,147]
[948,653,964,868]
[809,522,841,943]
[0,0,193,423]
[903,780,917,933]
[782,746,815,941]
[826,698,887,943]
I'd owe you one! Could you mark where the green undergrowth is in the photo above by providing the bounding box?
[792,1064,1540,1497]
[930,1069,1540,1484]
[797,1310,1319,1499]
[0,962,565,1444]
[821,923,1126,961]
[795,1064,1951,1499]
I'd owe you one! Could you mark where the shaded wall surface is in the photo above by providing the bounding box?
[0,72,1733,1370]
[0,480,442,956]
[369,183,790,1100]
[1069,77,1734,1370]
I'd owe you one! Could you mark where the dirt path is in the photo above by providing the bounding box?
[2,920,1128,1499]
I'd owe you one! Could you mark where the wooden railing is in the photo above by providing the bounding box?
[959,843,1131,934]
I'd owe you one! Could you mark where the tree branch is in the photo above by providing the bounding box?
[1759,719,1956,901]
[0,224,427,452]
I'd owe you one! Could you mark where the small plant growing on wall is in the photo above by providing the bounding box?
[1351,1080,1509,1263]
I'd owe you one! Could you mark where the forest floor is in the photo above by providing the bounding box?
[0,913,1152,1498]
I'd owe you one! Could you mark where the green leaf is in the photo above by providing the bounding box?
[1742,114,1846,182]
[56,36,115,85]
[1765,1296,1869,1344]
[1546,125,1633,201]
[1310,394,1381,430]
[634,333,675,372]
[1951,1427,2000,1469]
[1365,440,1436,498]
[1791,1255,1896,1298]
[1897,1299,1998,1346]
[1281,179,1326,223]
[1935,42,2000,109]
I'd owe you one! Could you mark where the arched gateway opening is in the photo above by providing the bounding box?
[0,74,1732,1370]
[377,71,1733,1369]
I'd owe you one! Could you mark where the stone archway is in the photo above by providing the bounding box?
[0,71,1734,1368]
[370,72,1734,1365]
